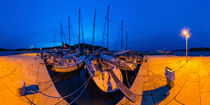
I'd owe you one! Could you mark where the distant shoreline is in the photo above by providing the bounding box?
[173,47,210,52]
[1,46,210,52]
[0,43,106,52]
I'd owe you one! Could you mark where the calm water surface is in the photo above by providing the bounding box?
[0,51,40,56]
[47,64,140,105]
[0,51,26,56]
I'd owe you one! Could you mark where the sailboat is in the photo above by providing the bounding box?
[86,8,123,92]
[86,55,123,92]
[52,12,86,73]
[101,54,136,71]
[52,55,86,73]
[101,20,137,71]
[114,50,142,64]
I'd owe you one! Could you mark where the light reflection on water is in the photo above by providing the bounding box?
[48,64,140,105]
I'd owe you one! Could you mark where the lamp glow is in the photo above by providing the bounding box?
[181,28,191,62]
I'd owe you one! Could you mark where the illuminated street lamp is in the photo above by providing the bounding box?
[181,28,190,62]
[40,48,42,52]
[30,45,34,53]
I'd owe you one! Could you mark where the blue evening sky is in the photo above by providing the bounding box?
[0,0,209,50]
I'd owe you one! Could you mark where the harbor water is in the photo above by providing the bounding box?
[47,64,140,105]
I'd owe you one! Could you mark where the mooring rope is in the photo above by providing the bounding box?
[37,73,65,93]
[125,71,131,88]
[31,76,90,99]
[67,76,90,105]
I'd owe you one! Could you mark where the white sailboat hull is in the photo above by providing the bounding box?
[86,56,123,92]
[52,55,86,73]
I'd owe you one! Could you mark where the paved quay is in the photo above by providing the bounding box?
[118,55,210,105]
[0,53,68,105]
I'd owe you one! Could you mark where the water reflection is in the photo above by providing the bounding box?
[47,64,140,105]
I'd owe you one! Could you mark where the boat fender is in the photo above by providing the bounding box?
[128,64,135,71]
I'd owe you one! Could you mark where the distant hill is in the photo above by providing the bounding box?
[41,43,107,51]
[173,47,210,51]
[0,43,107,52]
[189,47,210,51]
[0,48,14,51]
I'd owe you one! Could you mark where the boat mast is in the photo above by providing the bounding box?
[78,9,81,50]
[107,5,110,51]
[60,21,63,48]
[54,33,56,58]
[68,16,71,48]
[126,29,128,49]
[92,9,96,54]
[81,14,85,49]
[54,33,56,47]
[121,20,124,50]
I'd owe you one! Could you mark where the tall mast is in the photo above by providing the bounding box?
[68,16,71,47]
[126,29,128,49]
[92,9,96,53]
[78,9,81,50]
[107,5,110,50]
[54,33,56,57]
[81,15,85,49]
[54,33,56,47]
[121,20,124,50]
[60,21,63,48]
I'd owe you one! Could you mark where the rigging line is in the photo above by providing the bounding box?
[101,7,108,46]
[78,9,81,50]
[68,16,71,46]
[67,76,91,105]
[92,9,96,53]
[63,32,67,44]
[107,5,110,50]
[121,20,124,50]
[70,22,76,49]
[101,16,107,47]
[114,26,122,50]
[34,76,91,99]
[125,71,131,88]
[38,72,63,85]
[80,13,85,48]
[38,73,64,93]
[60,21,63,46]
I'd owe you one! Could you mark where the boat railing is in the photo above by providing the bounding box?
[86,57,95,76]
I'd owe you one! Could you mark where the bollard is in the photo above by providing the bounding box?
[165,67,175,89]
[15,80,25,96]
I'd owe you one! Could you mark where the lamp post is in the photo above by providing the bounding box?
[30,45,34,53]
[182,29,190,62]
